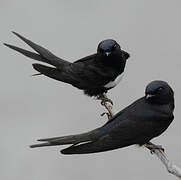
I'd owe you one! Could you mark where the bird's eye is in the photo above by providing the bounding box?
[157,87,164,92]
[111,44,117,50]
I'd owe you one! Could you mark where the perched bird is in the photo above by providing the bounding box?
[30,80,174,154]
[4,32,130,102]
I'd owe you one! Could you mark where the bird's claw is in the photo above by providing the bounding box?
[96,94,113,106]
[100,98,113,106]
[151,145,164,154]
[145,143,164,154]
[101,112,111,119]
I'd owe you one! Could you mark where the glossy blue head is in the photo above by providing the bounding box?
[145,80,174,104]
[97,39,121,56]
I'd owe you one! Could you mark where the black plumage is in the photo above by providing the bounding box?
[30,80,174,154]
[4,32,130,97]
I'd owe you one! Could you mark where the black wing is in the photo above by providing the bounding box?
[30,98,171,154]
[62,99,169,154]
[73,54,97,63]
[33,58,118,89]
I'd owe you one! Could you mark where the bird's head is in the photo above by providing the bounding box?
[97,39,130,60]
[145,80,174,104]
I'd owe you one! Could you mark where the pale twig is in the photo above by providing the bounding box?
[145,142,181,179]
[101,98,181,179]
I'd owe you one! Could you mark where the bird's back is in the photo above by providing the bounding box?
[101,97,174,145]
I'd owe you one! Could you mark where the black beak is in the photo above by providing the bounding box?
[146,94,155,100]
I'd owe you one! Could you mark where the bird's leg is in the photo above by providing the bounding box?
[144,142,165,154]
[96,94,113,106]
[96,93,114,120]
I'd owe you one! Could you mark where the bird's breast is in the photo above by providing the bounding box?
[104,73,124,89]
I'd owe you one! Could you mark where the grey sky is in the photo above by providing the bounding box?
[1,0,181,180]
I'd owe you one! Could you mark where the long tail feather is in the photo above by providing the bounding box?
[4,43,45,62]
[5,32,69,67]
[30,128,101,148]
[30,142,57,148]
[12,32,59,62]
[31,73,42,76]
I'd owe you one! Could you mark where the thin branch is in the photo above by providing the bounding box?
[145,144,181,179]
[101,98,181,179]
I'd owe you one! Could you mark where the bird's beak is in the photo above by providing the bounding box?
[105,52,111,56]
[146,94,155,100]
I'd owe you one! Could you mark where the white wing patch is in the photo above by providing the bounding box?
[104,73,124,88]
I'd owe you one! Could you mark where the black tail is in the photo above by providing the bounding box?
[4,32,70,68]
[32,63,79,85]
[30,128,101,148]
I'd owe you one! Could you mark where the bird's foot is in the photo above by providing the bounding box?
[100,112,111,119]
[96,94,113,106]
[101,98,113,106]
[144,143,164,154]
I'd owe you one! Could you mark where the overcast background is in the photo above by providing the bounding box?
[1,0,181,180]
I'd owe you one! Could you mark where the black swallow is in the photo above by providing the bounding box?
[4,32,130,99]
[30,80,174,154]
